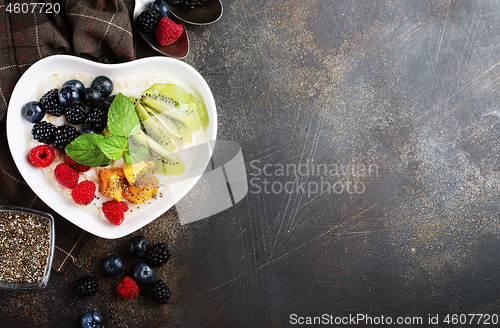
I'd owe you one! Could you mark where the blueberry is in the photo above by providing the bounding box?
[63,79,85,95]
[103,254,124,276]
[58,85,80,106]
[80,126,97,135]
[129,236,149,258]
[151,0,170,17]
[22,101,45,123]
[81,311,103,328]
[131,262,155,285]
[101,95,116,108]
[82,88,102,107]
[91,76,113,97]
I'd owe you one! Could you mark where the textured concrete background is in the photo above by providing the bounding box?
[1,0,499,327]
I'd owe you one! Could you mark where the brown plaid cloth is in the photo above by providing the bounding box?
[0,0,155,273]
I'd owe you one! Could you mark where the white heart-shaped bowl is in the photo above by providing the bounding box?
[7,55,217,239]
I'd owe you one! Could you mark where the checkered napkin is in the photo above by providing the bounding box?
[0,0,155,273]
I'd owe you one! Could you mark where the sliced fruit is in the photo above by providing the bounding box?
[132,98,177,152]
[99,168,128,202]
[123,160,155,185]
[136,174,161,188]
[145,107,192,143]
[141,83,207,131]
[123,184,158,204]
[132,131,185,175]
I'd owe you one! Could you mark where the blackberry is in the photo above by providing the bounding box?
[39,89,66,116]
[84,106,108,132]
[147,280,171,304]
[136,9,161,33]
[54,125,78,150]
[146,243,171,267]
[31,121,56,144]
[64,104,87,124]
[77,275,99,298]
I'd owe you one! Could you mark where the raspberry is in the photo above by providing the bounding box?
[102,200,129,225]
[155,16,183,46]
[116,276,140,298]
[65,154,91,172]
[71,180,96,205]
[136,8,161,33]
[54,163,79,188]
[28,145,55,168]
[31,121,56,144]
[39,89,66,116]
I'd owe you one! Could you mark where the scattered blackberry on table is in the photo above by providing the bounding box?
[84,106,108,132]
[136,8,161,33]
[65,104,87,124]
[39,89,66,116]
[147,280,171,304]
[146,243,171,267]
[31,121,56,144]
[54,125,78,150]
[77,275,99,298]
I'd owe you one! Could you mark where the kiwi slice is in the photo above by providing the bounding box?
[132,131,186,176]
[145,106,193,144]
[131,97,177,152]
[141,83,207,131]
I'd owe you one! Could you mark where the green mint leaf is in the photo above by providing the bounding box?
[97,136,128,160]
[127,138,150,165]
[107,93,141,137]
[65,134,112,167]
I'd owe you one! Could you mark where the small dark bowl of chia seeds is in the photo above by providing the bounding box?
[0,206,55,290]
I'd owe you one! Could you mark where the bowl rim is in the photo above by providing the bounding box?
[0,205,55,290]
[6,55,217,239]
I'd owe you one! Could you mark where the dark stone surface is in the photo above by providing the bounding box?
[1,0,499,327]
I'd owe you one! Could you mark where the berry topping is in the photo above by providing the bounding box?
[54,163,79,189]
[155,16,184,46]
[28,145,55,168]
[151,0,170,17]
[81,311,104,328]
[101,200,129,225]
[82,87,102,107]
[101,95,116,108]
[136,8,161,33]
[129,236,149,258]
[22,101,45,123]
[147,280,171,304]
[84,106,108,132]
[65,153,91,172]
[91,76,113,97]
[31,121,56,144]
[71,180,96,205]
[116,276,140,298]
[65,103,87,124]
[54,125,78,151]
[103,254,125,276]
[39,89,66,116]
[80,126,97,135]
[58,85,80,106]
[132,262,155,285]
[146,243,171,267]
[77,275,99,298]
[63,79,85,95]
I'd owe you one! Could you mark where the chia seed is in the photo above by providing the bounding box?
[0,211,51,284]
